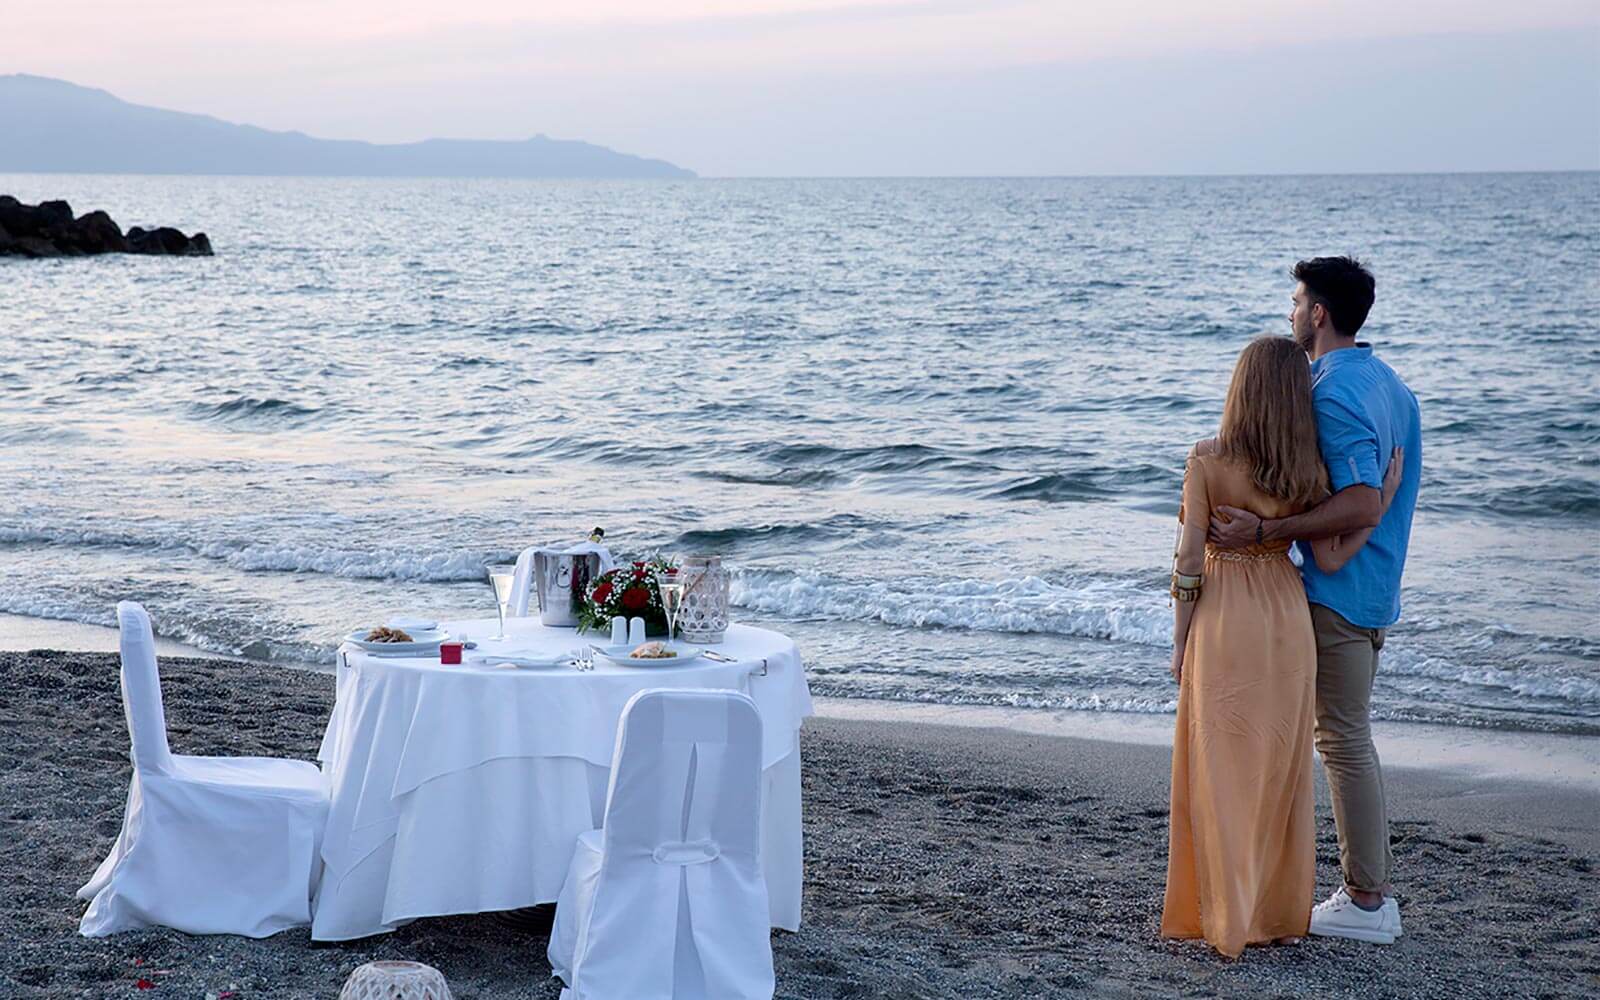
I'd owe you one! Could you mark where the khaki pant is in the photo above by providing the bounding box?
[1310,603,1393,893]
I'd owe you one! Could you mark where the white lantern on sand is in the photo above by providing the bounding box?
[338,961,453,1000]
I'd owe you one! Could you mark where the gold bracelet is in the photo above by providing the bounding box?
[1168,564,1203,606]
[1170,569,1202,600]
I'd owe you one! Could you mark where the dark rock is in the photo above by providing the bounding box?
[126,224,211,256]
[0,194,48,237]
[67,210,127,253]
[0,232,58,258]
[0,195,211,257]
[36,199,74,226]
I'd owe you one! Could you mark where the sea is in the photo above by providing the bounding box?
[2,172,1597,736]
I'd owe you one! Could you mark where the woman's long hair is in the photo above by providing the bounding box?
[1216,336,1327,507]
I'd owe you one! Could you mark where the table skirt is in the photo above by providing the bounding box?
[311,738,802,941]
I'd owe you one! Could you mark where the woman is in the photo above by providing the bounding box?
[1160,336,1400,957]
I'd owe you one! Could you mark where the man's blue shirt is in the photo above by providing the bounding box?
[1293,344,1422,629]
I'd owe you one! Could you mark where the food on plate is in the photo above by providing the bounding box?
[629,641,677,659]
[365,626,414,643]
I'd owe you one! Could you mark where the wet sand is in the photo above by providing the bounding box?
[2,649,1595,998]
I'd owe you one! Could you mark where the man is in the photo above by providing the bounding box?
[1209,256,1421,945]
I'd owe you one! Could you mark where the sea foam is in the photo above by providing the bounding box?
[730,568,1169,646]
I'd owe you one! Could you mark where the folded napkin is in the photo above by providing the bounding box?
[509,541,618,617]
[465,653,569,669]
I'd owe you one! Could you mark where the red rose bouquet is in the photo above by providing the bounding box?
[576,555,678,636]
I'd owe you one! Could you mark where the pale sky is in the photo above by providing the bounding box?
[6,0,1598,176]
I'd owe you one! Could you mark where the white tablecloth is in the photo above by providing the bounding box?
[311,618,813,941]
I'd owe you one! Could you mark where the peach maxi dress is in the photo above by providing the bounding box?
[1161,451,1317,957]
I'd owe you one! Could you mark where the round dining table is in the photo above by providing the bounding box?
[311,616,813,941]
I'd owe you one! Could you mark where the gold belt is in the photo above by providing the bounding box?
[1206,547,1290,563]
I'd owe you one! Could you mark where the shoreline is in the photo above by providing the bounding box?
[6,612,1595,791]
[0,612,240,661]
[813,696,1600,794]
[1,648,1595,998]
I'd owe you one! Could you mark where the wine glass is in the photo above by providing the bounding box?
[486,563,516,641]
[658,580,685,645]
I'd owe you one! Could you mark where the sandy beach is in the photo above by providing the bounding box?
[2,647,1595,999]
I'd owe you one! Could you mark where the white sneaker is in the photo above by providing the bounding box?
[1384,896,1402,938]
[1309,887,1395,944]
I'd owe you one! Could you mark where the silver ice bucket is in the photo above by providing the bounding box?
[533,548,603,628]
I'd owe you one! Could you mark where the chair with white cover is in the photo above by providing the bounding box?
[77,601,329,937]
[548,689,775,1000]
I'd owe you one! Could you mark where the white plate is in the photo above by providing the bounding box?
[345,628,451,656]
[594,642,704,667]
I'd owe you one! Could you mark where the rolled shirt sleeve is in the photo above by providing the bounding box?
[1316,396,1383,493]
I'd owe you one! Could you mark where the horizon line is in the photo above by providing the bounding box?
[2,168,1595,182]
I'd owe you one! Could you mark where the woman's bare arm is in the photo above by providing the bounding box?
[1310,447,1404,573]
[1170,448,1211,683]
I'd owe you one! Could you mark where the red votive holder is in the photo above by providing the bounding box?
[439,641,463,665]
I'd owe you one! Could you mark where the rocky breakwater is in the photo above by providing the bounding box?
[0,195,212,257]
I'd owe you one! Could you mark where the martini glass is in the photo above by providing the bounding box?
[486,563,516,641]
[658,580,685,645]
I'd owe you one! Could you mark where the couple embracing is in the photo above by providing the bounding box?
[1161,257,1422,957]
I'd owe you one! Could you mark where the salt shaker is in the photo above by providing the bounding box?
[627,617,645,645]
[610,617,628,646]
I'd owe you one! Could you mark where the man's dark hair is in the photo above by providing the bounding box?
[1291,256,1375,337]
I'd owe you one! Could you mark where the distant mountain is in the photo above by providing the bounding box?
[0,74,694,179]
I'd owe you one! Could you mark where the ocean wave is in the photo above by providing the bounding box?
[760,442,971,476]
[1,522,506,584]
[1173,322,1233,338]
[470,319,582,339]
[990,473,1119,503]
[1471,479,1600,519]
[0,592,120,632]
[960,381,1040,399]
[0,524,162,549]
[436,355,503,370]
[989,463,1179,503]
[497,435,695,465]
[195,542,503,582]
[0,591,330,666]
[691,468,844,489]
[68,370,135,388]
[1383,646,1600,707]
[506,437,1017,482]
[694,444,1189,503]
[730,568,1169,645]
[672,515,886,552]
[188,395,326,427]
